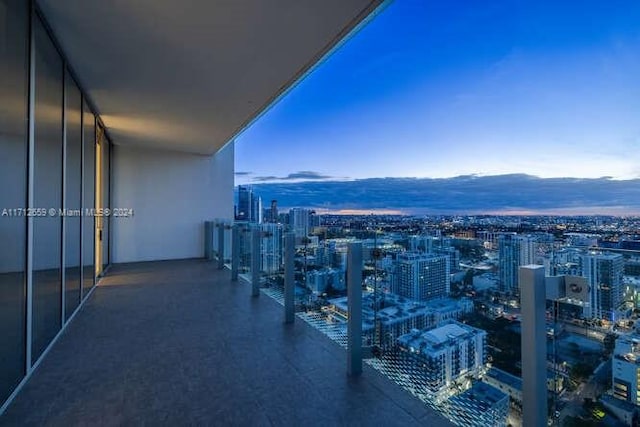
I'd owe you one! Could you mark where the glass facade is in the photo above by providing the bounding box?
[101,136,110,272]
[0,0,29,405]
[32,15,63,362]
[0,3,110,407]
[82,103,94,292]
[64,73,82,321]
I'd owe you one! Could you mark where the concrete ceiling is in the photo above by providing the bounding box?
[37,0,385,155]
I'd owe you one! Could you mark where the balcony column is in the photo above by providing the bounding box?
[347,242,363,377]
[217,222,225,270]
[251,227,261,297]
[231,224,240,281]
[284,232,295,324]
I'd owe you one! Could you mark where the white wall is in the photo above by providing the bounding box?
[111,142,234,263]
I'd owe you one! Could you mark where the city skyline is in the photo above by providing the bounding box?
[236,174,640,215]
[236,0,640,184]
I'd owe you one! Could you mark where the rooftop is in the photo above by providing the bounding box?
[328,295,471,331]
[449,382,508,408]
[424,324,469,345]
[398,320,485,352]
[484,367,523,390]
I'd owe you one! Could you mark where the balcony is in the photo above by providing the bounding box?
[0,258,450,426]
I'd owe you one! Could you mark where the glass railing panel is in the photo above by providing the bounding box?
[211,219,220,261]
[235,221,251,281]
[223,221,232,267]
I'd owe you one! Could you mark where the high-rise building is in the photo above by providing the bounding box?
[289,208,311,238]
[408,235,433,253]
[397,320,487,399]
[392,253,450,301]
[544,247,583,276]
[580,252,624,320]
[236,186,262,223]
[434,246,461,273]
[260,223,282,274]
[310,211,320,229]
[498,234,537,294]
[306,268,345,294]
[251,195,263,224]
[265,199,278,223]
[236,186,253,221]
[612,332,640,406]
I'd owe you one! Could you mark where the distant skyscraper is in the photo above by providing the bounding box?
[392,252,450,301]
[260,223,282,274]
[498,234,536,294]
[236,186,261,223]
[251,195,263,224]
[581,252,624,320]
[309,211,320,228]
[289,208,311,238]
[236,185,253,221]
[269,200,278,223]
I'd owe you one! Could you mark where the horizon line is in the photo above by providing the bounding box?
[263,207,640,217]
[235,172,640,185]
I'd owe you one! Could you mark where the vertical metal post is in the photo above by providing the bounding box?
[217,222,225,270]
[284,232,295,324]
[347,242,363,377]
[520,265,547,427]
[231,224,239,281]
[251,227,260,297]
[60,64,67,326]
[204,221,213,260]
[25,1,36,371]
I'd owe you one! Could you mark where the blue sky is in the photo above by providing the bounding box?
[235,0,640,184]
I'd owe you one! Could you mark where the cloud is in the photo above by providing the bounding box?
[234,171,252,176]
[242,175,640,215]
[253,175,280,182]
[252,171,335,182]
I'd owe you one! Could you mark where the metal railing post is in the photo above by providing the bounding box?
[231,224,240,281]
[347,242,363,377]
[217,222,225,270]
[251,227,261,297]
[284,232,295,324]
[204,221,214,260]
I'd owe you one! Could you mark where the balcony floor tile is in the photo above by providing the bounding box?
[1,259,450,426]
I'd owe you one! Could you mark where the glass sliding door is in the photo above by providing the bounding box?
[32,15,63,362]
[0,0,29,404]
[82,103,94,294]
[64,72,82,321]
[0,1,114,409]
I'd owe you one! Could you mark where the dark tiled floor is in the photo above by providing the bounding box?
[1,259,450,426]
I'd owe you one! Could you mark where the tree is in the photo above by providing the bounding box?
[450,281,463,297]
[570,362,593,381]
[603,333,617,354]
[463,269,474,287]
[568,341,580,356]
